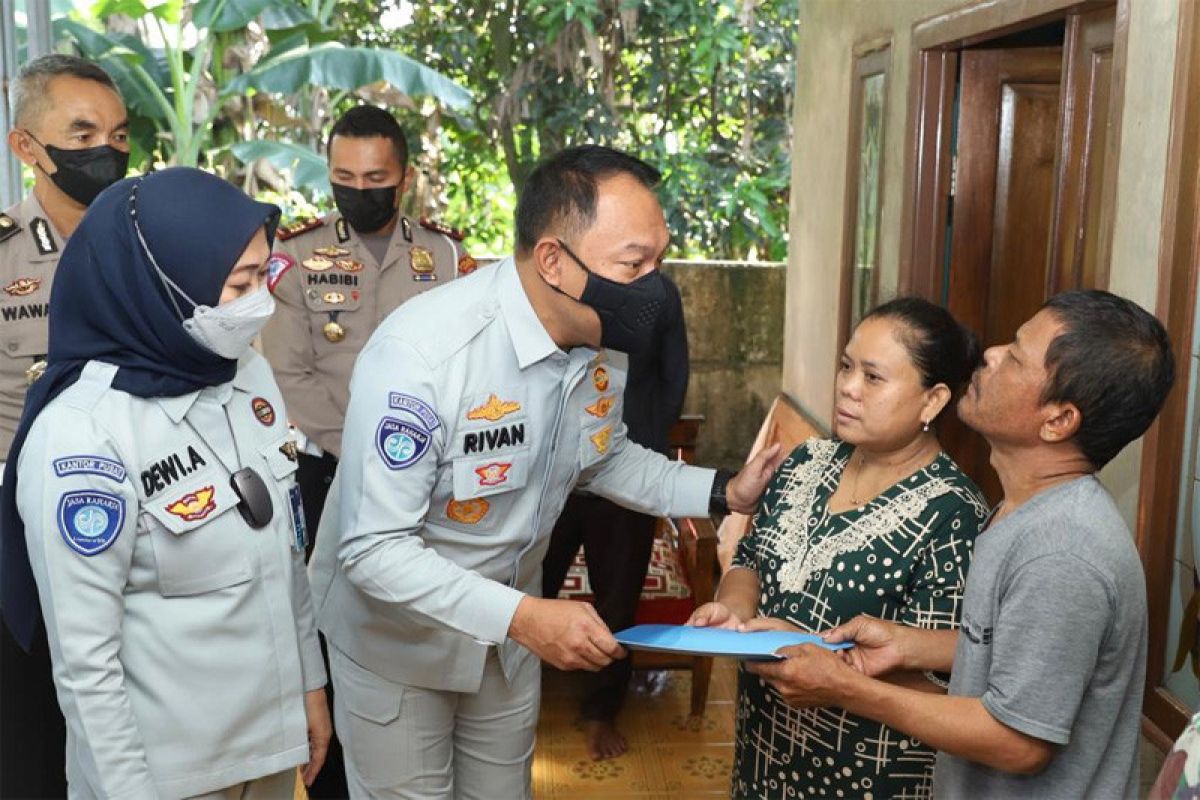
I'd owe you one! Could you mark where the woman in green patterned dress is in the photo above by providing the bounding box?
[690,298,989,800]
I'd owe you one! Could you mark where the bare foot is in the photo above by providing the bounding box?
[583,719,627,760]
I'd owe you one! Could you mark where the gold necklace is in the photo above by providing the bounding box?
[847,448,932,505]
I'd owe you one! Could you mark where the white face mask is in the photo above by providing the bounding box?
[182,287,276,360]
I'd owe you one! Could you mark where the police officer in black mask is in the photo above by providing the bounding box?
[1,53,129,799]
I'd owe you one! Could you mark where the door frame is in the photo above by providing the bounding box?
[1137,0,1200,746]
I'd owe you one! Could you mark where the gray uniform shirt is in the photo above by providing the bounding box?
[933,477,1146,799]
[262,213,463,456]
[19,354,325,799]
[309,257,714,693]
[0,194,63,458]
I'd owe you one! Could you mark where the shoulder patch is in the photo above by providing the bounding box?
[0,214,20,244]
[376,416,433,470]
[419,216,465,241]
[57,490,126,556]
[30,217,58,255]
[53,456,127,483]
[457,254,479,276]
[388,392,441,431]
[276,217,324,241]
[266,252,295,293]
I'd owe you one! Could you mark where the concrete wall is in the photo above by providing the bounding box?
[785,0,1181,524]
[665,262,786,470]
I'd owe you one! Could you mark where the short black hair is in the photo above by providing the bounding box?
[865,297,981,413]
[1041,289,1175,468]
[515,145,661,254]
[326,105,408,167]
[12,54,120,128]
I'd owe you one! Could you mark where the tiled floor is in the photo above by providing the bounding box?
[295,657,1170,798]
[533,660,738,798]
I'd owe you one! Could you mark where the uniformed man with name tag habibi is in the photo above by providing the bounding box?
[309,145,784,798]
[0,53,129,799]
[0,167,331,800]
[262,105,472,560]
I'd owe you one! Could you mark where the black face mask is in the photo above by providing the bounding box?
[557,239,668,355]
[332,183,399,233]
[24,132,129,206]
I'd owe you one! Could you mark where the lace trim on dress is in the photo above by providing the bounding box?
[762,440,957,594]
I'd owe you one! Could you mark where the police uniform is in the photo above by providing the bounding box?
[17,352,324,799]
[0,193,67,799]
[0,194,62,460]
[262,212,474,459]
[309,256,715,798]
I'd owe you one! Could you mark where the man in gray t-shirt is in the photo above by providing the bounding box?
[933,476,1146,798]
[746,290,1174,799]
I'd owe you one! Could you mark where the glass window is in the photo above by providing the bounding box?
[841,46,889,347]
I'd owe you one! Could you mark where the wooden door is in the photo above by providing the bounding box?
[942,47,1064,502]
[1050,8,1120,292]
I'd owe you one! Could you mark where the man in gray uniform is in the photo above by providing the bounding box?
[310,145,783,798]
[262,105,470,555]
[262,104,470,799]
[745,291,1175,799]
[0,54,128,798]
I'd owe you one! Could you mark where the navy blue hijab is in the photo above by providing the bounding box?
[0,167,280,650]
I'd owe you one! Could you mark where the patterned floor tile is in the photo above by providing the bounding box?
[539,745,667,794]
[652,743,735,795]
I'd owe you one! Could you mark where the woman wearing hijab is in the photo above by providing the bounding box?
[0,167,330,799]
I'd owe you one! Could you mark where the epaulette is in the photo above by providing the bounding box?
[0,214,21,245]
[276,217,324,241]
[419,216,465,241]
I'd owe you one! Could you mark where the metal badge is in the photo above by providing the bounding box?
[323,320,346,342]
[303,256,334,272]
[30,218,58,255]
[25,359,46,385]
[409,246,435,274]
[4,277,41,297]
[314,246,349,258]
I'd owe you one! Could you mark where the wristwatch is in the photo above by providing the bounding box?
[709,468,736,515]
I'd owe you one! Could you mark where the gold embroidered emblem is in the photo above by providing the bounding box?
[590,426,612,455]
[466,394,522,422]
[585,395,615,418]
[446,498,490,525]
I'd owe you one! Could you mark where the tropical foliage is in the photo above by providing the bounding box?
[48,0,796,258]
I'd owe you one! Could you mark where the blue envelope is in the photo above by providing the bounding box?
[615,624,852,661]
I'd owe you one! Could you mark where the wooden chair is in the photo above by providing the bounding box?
[716,395,823,572]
